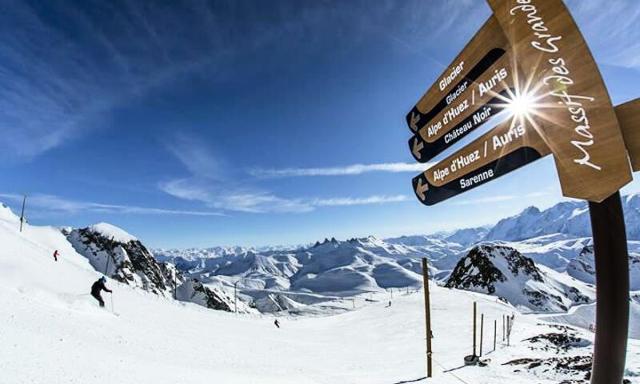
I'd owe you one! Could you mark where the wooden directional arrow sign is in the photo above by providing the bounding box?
[406,0,637,204]
[409,51,517,162]
[405,16,509,136]
[487,0,632,202]
[412,103,634,206]
[412,116,550,205]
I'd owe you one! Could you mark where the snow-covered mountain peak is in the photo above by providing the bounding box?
[445,244,542,294]
[567,245,640,290]
[443,227,490,246]
[446,244,593,312]
[65,224,235,311]
[311,237,341,251]
[522,206,541,215]
[88,222,137,243]
[384,234,432,246]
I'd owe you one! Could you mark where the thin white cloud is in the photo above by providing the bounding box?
[312,195,409,206]
[165,135,227,180]
[161,135,414,214]
[249,162,432,178]
[159,179,313,214]
[0,193,223,217]
[159,179,409,214]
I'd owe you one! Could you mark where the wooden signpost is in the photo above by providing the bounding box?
[405,1,639,382]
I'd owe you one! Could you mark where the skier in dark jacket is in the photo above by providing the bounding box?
[91,276,112,307]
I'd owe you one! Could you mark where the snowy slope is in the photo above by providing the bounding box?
[544,301,640,340]
[1,205,640,383]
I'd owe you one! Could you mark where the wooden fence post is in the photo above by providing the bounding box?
[421,258,433,378]
[479,313,484,356]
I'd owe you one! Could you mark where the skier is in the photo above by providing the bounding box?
[274,319,280,328]
[91,276,112,307]
[53,250,59,262]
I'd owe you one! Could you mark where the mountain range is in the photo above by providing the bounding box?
[4,193,640,316]
[152,194,640,314]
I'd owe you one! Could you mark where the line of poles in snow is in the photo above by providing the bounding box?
[469,301,515,360]
[421,257,516,378]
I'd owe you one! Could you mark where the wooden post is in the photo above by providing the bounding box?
[589,192,630,384]
[473,302,477,357]
[502,315,505,342]
[421,258,433,378]
[234,281,238,314]
[19,195,26,232]
[506,316,509,346]
[479,313,484,356]
[507,316,511,346]
[493,319,497,351]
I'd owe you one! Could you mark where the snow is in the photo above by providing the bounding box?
[153,227,640,315]
[2,206,640,383]
[543,302,640,339]
[0,203,20,223]
[483,194,640,241]
[88,222,138,243]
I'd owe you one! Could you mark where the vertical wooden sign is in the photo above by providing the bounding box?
[487,0,632,202]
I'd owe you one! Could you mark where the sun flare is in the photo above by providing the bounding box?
[507,91,536,118]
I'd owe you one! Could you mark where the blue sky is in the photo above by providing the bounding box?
[1,0,639,248]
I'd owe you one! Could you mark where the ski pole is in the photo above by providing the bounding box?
[110,292,114,314]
